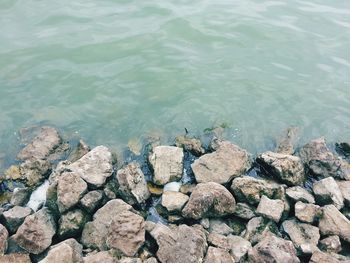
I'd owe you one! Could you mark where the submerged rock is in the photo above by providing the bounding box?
[256,195,284,223]
[275,127,299,155]
[68,140,90,163]
[38,238,83,263]
[175,135,205,156]
[313,177,344,209]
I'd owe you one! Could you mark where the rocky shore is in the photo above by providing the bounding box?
[0,126,350,263]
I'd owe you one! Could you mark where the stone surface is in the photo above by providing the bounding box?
[256,195,284,222]
[161,191,189,213]
[148,146,184,185]
[191,141,250,184]
[257,151,305,186]
[13,208,56,254]
[204,246,234,263]
[39,238,83,263]
[0,223,8,254]
[68,139,90,162]
[2,206,33,233]
[116,162,151,205]
[209,219,233,236]
[83,251,117,263]
[79,190,103,213]
[67,145,113,187]
[143,257,158,263]
[10,187,31,206]
[309,250,349,263]
[175,135,205,156]
[313,177,344,209]
[319,235,342,253]
[233,202,256,220]
[286,186,315,204]
[337,180,350,206]
[58,209,88,239]
[182,182,235,219]
[294,201,320,223]
[242,217,279,245]
[275,126,299,155]
[0,254,31,263]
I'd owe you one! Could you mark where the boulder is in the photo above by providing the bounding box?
[337,180,350,206]
[233,202,256,220]
[286,186,315,204]
[10,187,31,206]
[149,146,184,185]
[0,254,31,263]
[67,146,113,187]
[257,151,305,186]
[275,127,299,155]
[294,201,320,223]
[39,238,83,263]
[204,246,234,263]
[58,209,88,239]
[2,206,33,233]
[175,135,205,156]
[191,141,250,184]
[79,190,103,213]
[13,208,56,254]
[82,251,117,263]
[182,182,235,219]
[319,235,342,253]
[256,195,284,223]
[0,223,8,254]
[313,177,344,209]
[116,162,150,205]
[161,191,189,213]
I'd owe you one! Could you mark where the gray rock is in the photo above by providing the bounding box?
[337,180,350,207]
[10,188,31,206]
[286,186,315,204]
[182,182,235,220]
[175,135,205,156]
[204,246,234,263]
[149,146,184,185]
[82,251,117,263]
[191,141,250,184]
[294,201,320,223]
[209,219,233,236]
[275,127,299,155]
[233,202,256,220]
[79,190,103,213]
[319,235,342,253]
[313,177,344,209]
[309,250,350,263]
[119,257,142,263]
[161,191,189,213]
[39,238,83,263]
[256,195,284,223]
[0,254,31,263]
[143,257,158,263]
[2,206,33,234]
[0,224,8,254]
[68,139,90,163]
[58,209,88,239]
[242,217,279,245]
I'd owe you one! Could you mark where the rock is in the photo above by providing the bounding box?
[0,254,31,263]
[175,135,205,156]
[150,223,207,263]
[68,140,90,162]
[2,206,33,233]
[299,137,350,180]
[242,217,279,245]
[83,251,117,263]
[275,127,299,155]
[294,201,320,223]
[161,191,189,213]
[309,250,349,263]
[257,151,305,186]
[313,177,344,209]
[67,146,113,187]
[204,246,234,263]
[191,141,250,184]
[39,238,83,263]
[119,257,142,263]
[286,186,315,204]
[318,205,350,242]
[58,209,88,239]
[116,162,151,205]
[337,181,350,207]
[143,257,158,263]
[209,219,233,236]
[57,172,88,213]
[248,234,300,263]
[231,176,285,205]
[148,146,184,185]
[79,190,103,213]
[256,195,284,223]
[10,187,31,206]
[319,235,342,253]
[233,202,256,220]
[13,208,56,254]
[182,182,235,219]
[336,142,350,157]
[0,224,8,254]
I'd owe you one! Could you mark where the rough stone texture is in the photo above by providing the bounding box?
[300,137,350,180]
[116,162,151,205]
[319,235,342,253]
[58,209,88,239]
[319,205,350,242]
[0,223,8,254]
[119,258,142,263]
[257,151,305,186]
[149,146,184,185]
[248,234,300,263]
[67,145,113,187]
[13,208,56,254]
[313,177,344,209]
[68,139,90,162]
[275,126,299,155]
[39,238,83,263]
[57,172,88,213]
[143,257,158,263]
[231,176,285,205]
[175,135,205,156]
[337,180,350,206]
[242,217,279,245]
[106,210,145,256]
[286,186,315,204]
[209,219,233,236]
[161,191,189,213]
[294,201,320,223]
[182,182,235,219]
[79,190,103,213]
[309,250,349,263]
[150,223,207,263]
[83,251,117,263]
[256,195,284,222]
[233,202,256,220]
[191,141,250,184]
[0,254,31,263]
[10,187,31,206]
[2,206,33,233]
[204,246,234,263]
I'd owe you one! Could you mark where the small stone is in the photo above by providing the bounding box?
[200,218,210,229]
[256,195,284,222]
[175,135,205,156]
[2,206,33,233]
[79,190,103,213]
[10,188,31,206]
[209,219,233,236]
[161,191,189,213]
[319,235,342,253]
[38,238,83,263]
[0,254,31,263]
[286,186,315,204]
[294,201,320,223]
[82,251,117,263]
[204,246,234,263]
[233,202,256,220]
[0,224,8,254]
[58,209,88,239]
[313,177,344,209]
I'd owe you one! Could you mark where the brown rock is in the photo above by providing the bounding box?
[256,195,284,223]
[175,135,205,156]
[83,251,117,263]
[337,180,350,207]
[233,202,256,220]
[0,224,8,254]
[79,190,103,213]
[38,238,83,263]
[286,186,315,204]
[161,191,189,213]
[0,254,31,263]
[309,250,350,263]
[204,246,234,263]
[2,206,33,234]
[58,209,88,239]
[319,235,342,253]
[294,201,320,223]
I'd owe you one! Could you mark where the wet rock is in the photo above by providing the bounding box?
[256,195,284,223]
[294,201,320,223]
[248,234,300,263]
[313,177,344,209]
[231,176,285,205]
[57,172,88,213]
[233,202,256,220]
[10,187,31,206]
[58,209,88,239]
[79,190,103,213]
[257,151,305,186]
[161,191,189,213]
[319,235,342,253]
[175,135,205,156]
[182,182,235,219]
[150,223,207,263]
[209,219,233,236]
[68,146,113,188]
[337,180,350,206]
[68,139,90,162]
[0,254,31,263]
[0,223,8,254]
[106,210,145,256]
[2,206,33,233]
[275,127,299,155]
[191,141,250,184]
[148,146,184,185]
[286,186,315,204]
[13,208,56,254]
[204,246,234,263]
[82,251,117,263]
[116,162,150,205]
[39,238,83,263]
[242,217,279,245]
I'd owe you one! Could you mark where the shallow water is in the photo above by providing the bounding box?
[1,0,350,162]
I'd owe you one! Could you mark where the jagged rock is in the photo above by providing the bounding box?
[116,162,150,205]
[300,137,350,180]
[294,201,320,223]
[209,219,233,236]
[82,251,117,263]
[182,182,235,219]
[313,177,344,209]
[10,187,31,206]
[319,235,342,253]
[309,250,350,263]
[337,181,350,206]
[13,208,56,254]
[204,246,234,263]
[231,176,285,205]
[2,206,33,233]
[233,202,256,220]
[256,195,284,223]
[161,191,189,213]
[275,127,299,155]
[39,238,83,263]
[257,151,305,186]
[150,223,207,263]
[58,209,88,239]
[143,257,158,263]
[148,146,184,185]
[242,217,279,245]
[57,172,88,213]
[68,140,90,162]
[0,254,31,263]
[175,135,205,156]
[318,205,350,242]
[0,223,8,254]
[248,234,300,263]
[286,186,315,204]
[79,190,103,213]
[191,141,250,184]
[67,146,113,187]
[106,210,145,256]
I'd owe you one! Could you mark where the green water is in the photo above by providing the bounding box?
[1,0,350,161]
